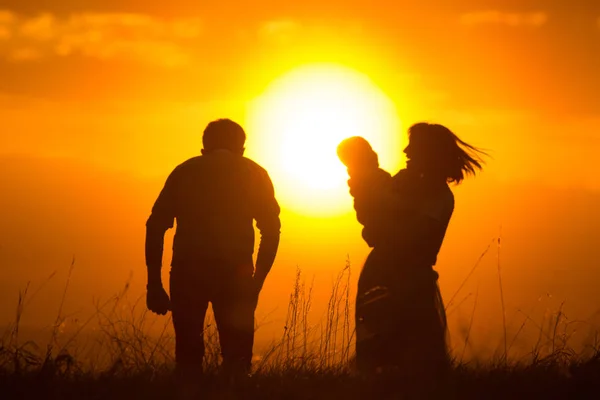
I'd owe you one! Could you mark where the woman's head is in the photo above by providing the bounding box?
[404,122,486,184]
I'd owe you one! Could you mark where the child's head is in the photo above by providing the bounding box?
[337,136,379,172]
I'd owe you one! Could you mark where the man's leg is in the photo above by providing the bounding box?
[170,271,210,397]
[212,276,257,380]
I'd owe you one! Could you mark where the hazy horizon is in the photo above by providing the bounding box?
[1,0,600,359]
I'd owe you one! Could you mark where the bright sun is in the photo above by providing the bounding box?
[247,63,403,216]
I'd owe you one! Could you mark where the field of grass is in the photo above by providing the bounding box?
[2,260,600,399]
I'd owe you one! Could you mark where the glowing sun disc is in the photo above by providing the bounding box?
[247,63,402,216]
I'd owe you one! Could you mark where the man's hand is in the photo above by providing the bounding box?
[250,276,265,309]
[146,284,171,315]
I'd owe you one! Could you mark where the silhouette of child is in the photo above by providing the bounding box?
[337,137,392,247]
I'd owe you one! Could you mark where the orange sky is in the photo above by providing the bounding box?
[1,0,600,357]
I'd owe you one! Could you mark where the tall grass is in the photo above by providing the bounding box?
[254,261,352,373]
[0,259,355,376]
[2,252,600,399]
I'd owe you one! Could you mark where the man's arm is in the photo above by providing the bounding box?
[252,169,281,288]
[145,169,178,288]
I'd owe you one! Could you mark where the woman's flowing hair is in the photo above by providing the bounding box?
[408,122,488,184]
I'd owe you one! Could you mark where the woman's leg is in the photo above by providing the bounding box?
[355,248,396,373]
[396,274,450,394]
[355,249,377,373]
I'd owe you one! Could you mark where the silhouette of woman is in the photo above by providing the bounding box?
[338,123,486,387]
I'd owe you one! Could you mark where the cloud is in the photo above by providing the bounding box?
[0,10,202,67]
[0,10,15,40]
[20,13,56,41]
[0,10,15,24]
[460,11,548,27]
[259,19,300,44]
[9,47,43,61]
[257,18,366,47]
[0,26,11,40]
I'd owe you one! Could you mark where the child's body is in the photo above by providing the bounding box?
[337,137,393,247]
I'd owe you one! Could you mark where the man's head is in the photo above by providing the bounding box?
[202,119,246,155]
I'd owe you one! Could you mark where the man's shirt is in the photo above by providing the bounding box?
[146,150,281,272]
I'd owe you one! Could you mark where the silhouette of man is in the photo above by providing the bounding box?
[145,119,281,389]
